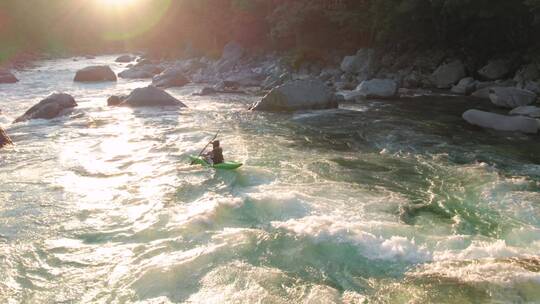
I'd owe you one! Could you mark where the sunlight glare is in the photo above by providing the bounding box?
[99,0,138,8]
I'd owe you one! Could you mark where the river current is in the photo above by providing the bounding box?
[1,56,540,303]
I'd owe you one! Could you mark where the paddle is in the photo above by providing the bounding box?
[190,130,220,165]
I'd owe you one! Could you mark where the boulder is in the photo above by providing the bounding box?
[74,66,117,82]
[478,59,510,80]
[340,49,374,75]
[221,41,244,63]
[120,86,186,108]
[514,63,540,83]
[0,69,18,83]
[118,64,164,79]
[451,77,477,95]
[223,69,263,87]
[0,126,13,148]
[107,95,126,106]
[489,87,537,108]
[115,55,136,63]
[152,67,190,88]
[14,93,77,123]
[509,106,540,118]
[430,60,466,89]
[517,80,540,95]
[356,79,399,98]
[250,79,336,112]
[463,109,539,134]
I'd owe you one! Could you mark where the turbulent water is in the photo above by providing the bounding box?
[1,56,540,303]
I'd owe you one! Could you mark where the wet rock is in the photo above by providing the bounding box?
[489,87,537,108]
[340,49,374,75]
[14,93,77,123]
[250,79,336,112]
[430,60,466,89]
[356,79,399,98]
[451,77,477,95]
[107,95,126,106]
[152,67,189,88]
[120,86,186,107]
[478,59,510,80]
[118,64,164,79]
[514,63,540,83]
[74,66,117,82]
[0,126,13,148]
[463,109,539,134]
[115,55,136,63]
[0,69,18,84]
[509,106,540,118]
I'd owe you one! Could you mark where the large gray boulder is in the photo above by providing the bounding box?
[430,60,466,89]
[221,41,244,63]
[463,109,539,134]
[489,87,537,108]
[120,86,186,108]
[478,59,510,80]
[509,106,540,118]
[356,79,398,98]
[152,67,189,88]
[74,65,117,82]
[119,64,164,79]
[451,77,477,95]
[340,49,374,75]
[0,126,13,148]
[115,55,136,63]
[250,79,336,112]
[514,63,540,83]
[14,93,77,123]
[0,69,18,83]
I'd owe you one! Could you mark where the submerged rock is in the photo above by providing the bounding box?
[107,95,126,106]
[120,86,186,107]
[509,106,540,118]
[250,79,336,112]
[0,69,18,84]
[478,59,511,80]
[0,126,13,148]
[356,78,398,98]
[463,109,539,134]
[14,93,77,123]
[74,65,117,82]
[489,87,537,108]
[152,67,189,88]
[115,55,136,63]
[430,60,466,89]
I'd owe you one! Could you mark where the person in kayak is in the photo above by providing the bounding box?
[203,140,224,165]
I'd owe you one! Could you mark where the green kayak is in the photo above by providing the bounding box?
[189,156,243,170]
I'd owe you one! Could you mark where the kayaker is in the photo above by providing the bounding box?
[203,140,224,165]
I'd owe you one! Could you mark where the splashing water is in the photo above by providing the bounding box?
[1,56,540,303]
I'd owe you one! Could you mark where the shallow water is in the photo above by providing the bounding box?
[1,56,540,303]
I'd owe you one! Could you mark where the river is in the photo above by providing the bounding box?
[1,55,540,303]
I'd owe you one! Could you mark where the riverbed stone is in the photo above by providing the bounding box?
[514,63,540,83]
[115,55,136,63]
[0,69,18,83]
[120,86,186,107]
[340,49,374,75]
[107,95,126,106]
[74,65,117,82]
[489,87,537,108]
[430,60,466,89]
[0,126,13,148]
[119,64,164,79]
[478,59,510,80]
[463,109,539,133]
[451,77,477,95]
[14,93,77,123]
[152,67,190,88]
[509,106,540,118]
[356,78,399,98]
[250,79,336,112]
